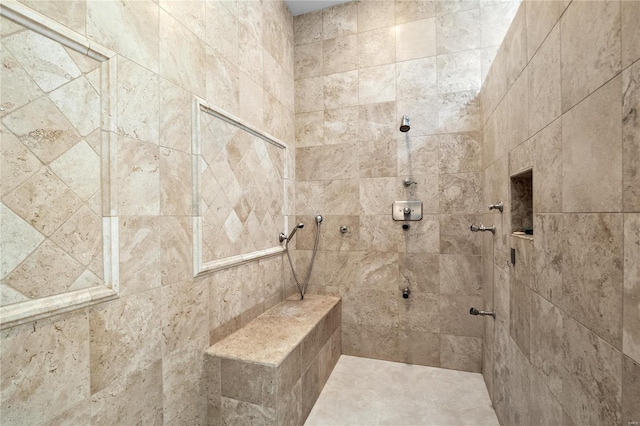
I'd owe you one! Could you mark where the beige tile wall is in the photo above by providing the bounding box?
[480,0,640,423]
[292,0,521,372]
[0,0,295,424]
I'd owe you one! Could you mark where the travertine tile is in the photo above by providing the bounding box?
[159,0,205,40]
[239,24,264,87]
[118,216,161,295]
[505,66,529,149]
[528,24,561,135]
[40,399,91,426]
[324,106,358,145]
[528,366,564,425]
[295,111,324,147]
[49,139,100,201]
[562,317,622,426]
[532,119,562,213]
[396,57,437,100]
[116,58,159,144]
[437,92,481,133]
[323,70,359,109]
[50,204,102,268]
[160,9,205,95]
[439,294,483,338]
[621,0,640,68]
[358,27,396,69]
[525,0,569,60]
[0,203,43,281]
[480,1,520,47]
[532,214,562,302]
[439,334,482,372]
[562,214,623,349]
[624,214,640,364]
[162,334,208,423]
[206,48,239,115]
[398,253,439,293]
[89,289,162,394]
[0,125,40,197]
[341,322,403,361]
[324,143,359,180]
[439,173,482,214]
[623,61,640,212]
[238,0,263,43]
[530,292,563,399]
[322,35,357,75]
[436,8,479,55]
[439,214,481,255]
[3,167,83,237]
[397,134,438,177]
[359,252,400,291]
[87,0,158,72]
[294,10,322,46]
[359,139,397,178]
[206,0,239,66]
[439,254,482,296]
[359,101,396,142]
[437,50,482,94]
[358,1,395,32]
[3,97,81,164]
[323,2,358,40]
[343,287,399,328]
[295,76,323,113]
[3,28,81,93]
[396,97,438,136]
[481,45,499,83]
[396,18,436,62]
[438,132,481,174]
[398,292,439,332]
[562,76,622,212]
[0,310,89,425]
[359,64,396,105]
[560,0,621,111]
[295,41,323,79]
[239,72,264,128]
[509,277,531,357]
[159,147,191,216]
[622,355,640,425]
[502,3,528,87]
[91,360,163,425]
[395,0,436,24]
[117,137,160,215]
[324,179,360,215]
[296,181,325,215]
[220,397,276,425]
[16,0,86,35]
[49,77,100,138]
[161,279,208,354]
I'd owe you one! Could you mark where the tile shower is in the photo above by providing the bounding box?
[0,1,638,426]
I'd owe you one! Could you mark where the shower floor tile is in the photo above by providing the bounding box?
[305,355,499,426]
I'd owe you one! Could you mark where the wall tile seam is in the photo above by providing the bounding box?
[490,256,625,354]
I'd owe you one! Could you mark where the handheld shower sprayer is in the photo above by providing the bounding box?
[279,223,304,243]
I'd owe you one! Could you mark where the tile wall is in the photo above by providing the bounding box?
[292,0,520,372]
[0,0,295,424]
[480,0,640,423]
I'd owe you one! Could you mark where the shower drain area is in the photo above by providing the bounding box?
[510,169,533,236]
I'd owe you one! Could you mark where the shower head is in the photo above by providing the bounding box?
[400,115,410,132]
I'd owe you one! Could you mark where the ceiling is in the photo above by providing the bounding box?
[285,0,353,16]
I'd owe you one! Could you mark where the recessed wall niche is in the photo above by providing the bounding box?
[192,97,289,277]
[510,169,533,236]
[0,1,119,329]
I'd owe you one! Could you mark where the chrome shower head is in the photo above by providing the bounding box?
[400,115,410,132]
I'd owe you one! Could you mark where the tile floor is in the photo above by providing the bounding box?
[305,355,499,426]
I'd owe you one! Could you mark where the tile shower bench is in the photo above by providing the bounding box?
[205,295,341,426]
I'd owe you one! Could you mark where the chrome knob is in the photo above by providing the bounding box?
[403,207,411,215]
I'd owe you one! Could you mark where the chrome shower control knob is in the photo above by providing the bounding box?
[403,207,411,215]
[402,288,411,299]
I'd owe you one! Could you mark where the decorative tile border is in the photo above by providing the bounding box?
[0,0,119,329]
[192,97,289,276]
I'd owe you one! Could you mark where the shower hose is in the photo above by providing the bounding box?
[285,219,321,300]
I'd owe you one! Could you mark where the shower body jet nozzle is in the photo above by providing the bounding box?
[400,115,410,132]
